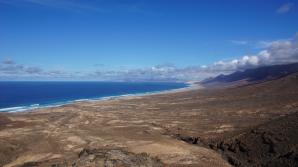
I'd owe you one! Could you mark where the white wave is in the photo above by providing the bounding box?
[73,99,89,102]
[0,106,27,112]
[0,83,190,113]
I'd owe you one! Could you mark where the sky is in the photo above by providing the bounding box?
[0,0,298,81]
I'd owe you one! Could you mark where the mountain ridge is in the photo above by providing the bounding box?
[201,62,298,87]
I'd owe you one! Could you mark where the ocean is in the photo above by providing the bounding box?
[0,81,187,112]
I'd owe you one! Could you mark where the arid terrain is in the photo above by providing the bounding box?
[1,72,298,167]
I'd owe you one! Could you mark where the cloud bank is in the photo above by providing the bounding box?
[211,38,298,72]
[90,34,298,81]
[1,34,298,81]
[0,60,73,80]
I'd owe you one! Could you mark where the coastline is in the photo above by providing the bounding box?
[1,74,297,167]
[91,81,202,101]
[0,82,201,113]
[0,81,232,167]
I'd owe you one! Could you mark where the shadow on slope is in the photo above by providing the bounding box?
[201,63,298,88]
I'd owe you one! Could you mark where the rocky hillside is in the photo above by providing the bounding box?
[209,110,298,167]
[201,63,298,87]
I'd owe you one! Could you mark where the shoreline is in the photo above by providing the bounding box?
[1,82,202,113]
[1,74,297,167]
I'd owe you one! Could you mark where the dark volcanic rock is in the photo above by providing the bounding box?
[211,111,298,167]
[20,148,164,167]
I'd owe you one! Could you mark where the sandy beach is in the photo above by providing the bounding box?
[1,1,298,166]
[1,73,298,167]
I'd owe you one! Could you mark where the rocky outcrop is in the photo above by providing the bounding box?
[209,111,298,167]
[20,148,164,167]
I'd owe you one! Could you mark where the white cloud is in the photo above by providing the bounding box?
[2,59,15,65]
[0,60,72,79]
[1,35,298,81]
[277,3,294,14]
[210,36,298,73]
[256,41,274,48]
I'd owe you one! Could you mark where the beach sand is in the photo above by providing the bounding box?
[1,73,298,166]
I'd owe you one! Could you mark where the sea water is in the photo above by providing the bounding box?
[0,81,187,112]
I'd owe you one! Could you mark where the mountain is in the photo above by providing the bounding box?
[201,62,298,87]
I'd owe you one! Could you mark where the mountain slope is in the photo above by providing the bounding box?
[201,62,298,87]
[210,110,298,167]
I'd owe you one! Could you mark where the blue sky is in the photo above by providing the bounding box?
[0,0,297,81]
